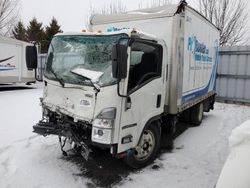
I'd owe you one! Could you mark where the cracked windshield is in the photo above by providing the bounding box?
[44,34,127,86]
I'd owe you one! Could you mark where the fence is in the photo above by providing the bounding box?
[37,54,47,80]
[216,46,250,104]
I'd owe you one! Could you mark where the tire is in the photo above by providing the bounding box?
[123,122,161,169]
[190,103,203,126]
[181,108,191,123]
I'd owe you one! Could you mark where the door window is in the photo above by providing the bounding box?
[127,41,162,93]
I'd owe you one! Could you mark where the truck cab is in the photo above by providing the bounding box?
[33,29,169,168]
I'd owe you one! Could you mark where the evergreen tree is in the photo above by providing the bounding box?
[44,17,62,52]
[12,21,27,41]
[26,18,46,52]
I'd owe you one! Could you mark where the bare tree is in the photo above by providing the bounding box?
[199,0,248,46]
[86,0,126,29]
[100,0,126,15]
[0,0,19,36]
[89,0,126,15]
[138,0,172,9]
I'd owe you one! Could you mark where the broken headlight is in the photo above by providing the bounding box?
[92,108,116,144]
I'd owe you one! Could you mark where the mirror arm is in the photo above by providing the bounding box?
[117,79,131,110]
[117,79,128,98]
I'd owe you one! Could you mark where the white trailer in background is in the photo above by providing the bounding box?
[32,1,220,168]
[0,36,37,84]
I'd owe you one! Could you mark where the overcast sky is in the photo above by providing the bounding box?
[20,0,183,31]
[20,0,249,34]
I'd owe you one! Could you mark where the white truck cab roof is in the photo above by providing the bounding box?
[54,29,161,43]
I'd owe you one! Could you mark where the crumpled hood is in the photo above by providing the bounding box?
[43,82,96,122]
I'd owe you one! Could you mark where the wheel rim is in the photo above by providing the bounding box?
[134,129,156,161]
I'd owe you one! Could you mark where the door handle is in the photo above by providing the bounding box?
[156,94,161,108]
[125,96,132,110]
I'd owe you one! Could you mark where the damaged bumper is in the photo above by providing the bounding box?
[33,121,67,137]
[33,113,93,160]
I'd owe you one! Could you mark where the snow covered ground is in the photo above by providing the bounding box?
[1,86,250,188]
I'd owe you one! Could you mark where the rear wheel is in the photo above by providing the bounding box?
[123,122,160,169]
[181,108,191,123]
[190,103,204,126]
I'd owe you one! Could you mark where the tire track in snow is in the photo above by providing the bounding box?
[0,135,38,157]
[13,135,38,145]
[0,157,17,176]
[0,146,11,155]
[24,135,39,148]
[0,135,41,184]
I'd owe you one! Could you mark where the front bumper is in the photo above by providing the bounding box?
[33,115,92,144]
[33,118,93,160]
[33,121,68,137]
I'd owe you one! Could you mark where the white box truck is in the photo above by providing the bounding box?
[32,1,220,168]
[0,36,38,85]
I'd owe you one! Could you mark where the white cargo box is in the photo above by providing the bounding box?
[90,3,220,114]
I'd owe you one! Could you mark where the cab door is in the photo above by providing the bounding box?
[118,39,165,153]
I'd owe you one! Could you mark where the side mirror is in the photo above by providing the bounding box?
[112,44,128,79]
[26,46,37,70]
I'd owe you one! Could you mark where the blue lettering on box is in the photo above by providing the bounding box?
[107,27,129,32]
[182,39,219,104]
[187,36,212,63]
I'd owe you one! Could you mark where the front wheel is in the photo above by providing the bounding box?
[123,122,161,169]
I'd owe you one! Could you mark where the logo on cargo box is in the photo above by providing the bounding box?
[0,56,15,71]
[187,36,212,63]
[106,27,130,32]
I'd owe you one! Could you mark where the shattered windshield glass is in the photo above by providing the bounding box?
[44,34,128,87]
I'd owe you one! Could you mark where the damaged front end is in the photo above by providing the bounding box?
[33,106,93,160]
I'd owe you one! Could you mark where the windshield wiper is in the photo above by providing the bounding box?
[50,69,65,87]
[70,71,100,93]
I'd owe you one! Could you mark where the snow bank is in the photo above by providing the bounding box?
[216,120,250,188]
[229,120,250,148]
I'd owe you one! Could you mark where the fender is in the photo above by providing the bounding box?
[135,114,162,146]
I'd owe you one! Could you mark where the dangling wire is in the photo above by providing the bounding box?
[59,136,68,156]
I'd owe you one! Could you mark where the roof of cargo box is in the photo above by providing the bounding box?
[90,4,180,25]
[90,2,219,31]
[0,36,32,46]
